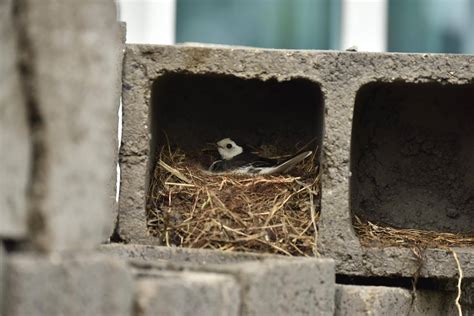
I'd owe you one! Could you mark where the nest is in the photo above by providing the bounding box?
[146,145,320,256]
[354,216,474,248]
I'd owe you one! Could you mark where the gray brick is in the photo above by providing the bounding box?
[15,0,122,250]
[118,44,474,279]
[100,243,275,265]
[335,284,456,316]
[0,244,5,315]
[135,271,240,316]
[131,257,335,316]
[335,284,411,316]
[4,253,133,316]
[0,0,30,238]
[228,258,335,316]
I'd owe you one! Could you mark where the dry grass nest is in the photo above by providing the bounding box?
[354,216,474,249]
[147,145,320,256]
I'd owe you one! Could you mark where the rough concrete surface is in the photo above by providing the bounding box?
[4,252,134,316]
[131,257,335,316]
[0,244,4,315]
[228,258,335,316]
[351,83,474,233]
[99,243,275,265]
[117,156,150,244]
[335,284,456,316]
[0,0,30,238]
[135,271,240,316]
[118,44,474,278]
[15,0,121,250]
[462,280,474,316]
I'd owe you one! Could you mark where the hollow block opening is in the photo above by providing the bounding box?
[149,73,324,180]
[351,82,474,234]
[146,73,324,253]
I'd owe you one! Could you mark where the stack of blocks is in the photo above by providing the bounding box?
[0,0,473,315]
[118,44,474,313]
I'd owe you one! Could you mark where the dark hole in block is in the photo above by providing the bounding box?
[147,73,324,253]
[149,72,324,183]
[351,82,474,234]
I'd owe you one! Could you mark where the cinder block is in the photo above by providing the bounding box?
[135,271,240,316]
[462,280,474,316]
[131,257,335,316]
[335,284,411,316]
[15,0,122,250]
[227,258,334,316]
[100,243,274,265]
[117,156,149,244]
[117,44,474,279]
[4,253,134,316]
[0,244,5,315]
[335,284,456,316]
[0,0,30,238]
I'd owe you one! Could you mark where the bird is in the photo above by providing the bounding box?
[208,138,313,175]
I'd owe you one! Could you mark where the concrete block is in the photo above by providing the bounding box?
[104,245,334,315]
[461,280,474,316]
[135,271,240,316]
[4,253,133,316]
[335,285,411,316]
[99,243,275,265]
[228,258,334,316]
[118,44,474,279]
[0,0,30,238]
[0,244,5,315]
[117,156,149,244]
[15,0,121,250]
[335,285,456,316]
[131,257,335,316]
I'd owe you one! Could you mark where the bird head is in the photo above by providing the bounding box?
[216,138,243,160]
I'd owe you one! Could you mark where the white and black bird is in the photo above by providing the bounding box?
[208,138,312,175]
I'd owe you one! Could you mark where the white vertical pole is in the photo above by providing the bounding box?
[341,0,388,52]
[117,0,176,44]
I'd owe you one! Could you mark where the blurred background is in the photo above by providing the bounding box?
[116,0,474,54]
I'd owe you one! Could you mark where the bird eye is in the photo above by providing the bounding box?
[226,144,232,149]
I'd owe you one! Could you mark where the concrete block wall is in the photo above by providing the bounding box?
[0,0,123,251]
[14,0,123,250]
[118,43,474,280]
[122,246,336,316]
[1,0,473,314]
[4,253,134,316]
[0,1,133,315]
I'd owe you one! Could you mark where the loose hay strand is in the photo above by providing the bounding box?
[146,146,320,256]
[353,216,474,248]
[450,248,463,316]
